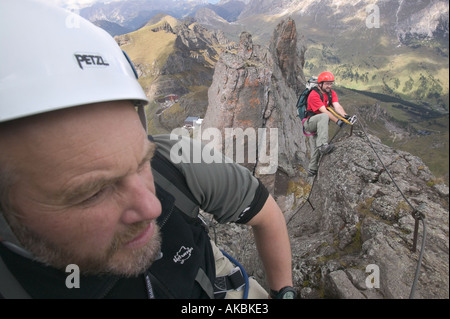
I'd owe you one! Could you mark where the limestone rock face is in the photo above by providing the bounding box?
[202,18,308,191]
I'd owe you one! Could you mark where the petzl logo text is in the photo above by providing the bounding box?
[75,53,110,69]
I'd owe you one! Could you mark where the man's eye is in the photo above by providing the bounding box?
[138,161,150,173]
[82,187,109,205]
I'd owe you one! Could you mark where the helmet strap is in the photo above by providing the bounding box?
[0,213,34,260]
[137,105,148,134]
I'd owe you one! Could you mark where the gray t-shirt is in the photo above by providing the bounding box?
[152,135,267,224]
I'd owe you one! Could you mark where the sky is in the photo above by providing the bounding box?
[49,0,219,10]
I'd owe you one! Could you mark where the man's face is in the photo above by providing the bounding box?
[321,81,334,93]
[1,101,162,276]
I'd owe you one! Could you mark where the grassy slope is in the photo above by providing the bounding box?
[337,87,449,182]
[119,16,178,90]
[120,16,217,135]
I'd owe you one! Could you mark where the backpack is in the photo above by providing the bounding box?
[296,77,319,120]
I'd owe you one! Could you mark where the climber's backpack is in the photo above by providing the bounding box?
[296,77,321,120]
[296,87,313,120]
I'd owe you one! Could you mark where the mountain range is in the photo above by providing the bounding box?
[81,0,449,110]
[80,0,449,181]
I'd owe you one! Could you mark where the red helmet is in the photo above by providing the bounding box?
[318,72,335,83]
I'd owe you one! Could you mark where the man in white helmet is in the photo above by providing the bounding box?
[0,0,295,299]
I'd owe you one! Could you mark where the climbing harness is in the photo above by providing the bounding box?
[301,117,316,136]
[289,114,427,299]
[299,86,331,136]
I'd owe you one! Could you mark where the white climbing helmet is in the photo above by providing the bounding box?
[0,0,148,124]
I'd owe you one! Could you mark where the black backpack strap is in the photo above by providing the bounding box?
[151,150,200,219]
[195,268,215,299]
[326,91,333,107]
[0,254,31,299]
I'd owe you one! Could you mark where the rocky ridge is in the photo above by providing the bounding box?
[287,127,449,299]
[202,18,307,184]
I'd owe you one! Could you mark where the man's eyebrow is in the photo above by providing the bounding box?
[60,142,156,205]
[139,141,156,168]
[60,175,121,205]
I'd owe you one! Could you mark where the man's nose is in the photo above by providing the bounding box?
[119,172,162,225]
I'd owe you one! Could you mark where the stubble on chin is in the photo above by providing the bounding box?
[8,215,162,277]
